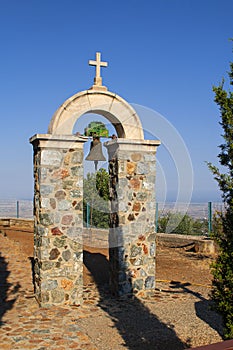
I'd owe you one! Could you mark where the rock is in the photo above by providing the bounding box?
[41,150,62,166]
[61,215,73,225]
[137,162,149,174]
[71,151,83,164]
[41,279,58,291]
[127,161,136,175]
[136,192,147,201]
[52,168,69,180]
[129,178,141,190]
[49,248,60,260]
[61,279,73,291]
[130,245,142,257]
[57,200,71,211]
[51,289,65,303]
[71,166,82,176]
[70,189,81,198]
[40,185,54,195]
[133,202,141,212]
[39,213,54,226]
[131,153,142,162]
[53,237,66,248]
[145,276,155,289]
[133,279,143,290]
[55,190,66,200]
[150,242,156,256]
[41,261,54,271]
[51,227,63,236]
[50,198,56,209]
[62,250,71,261]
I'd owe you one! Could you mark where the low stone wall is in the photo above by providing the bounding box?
[156,233,217,255]
[0,218,34,232]
[0,219,217,255]
[80,229,217,255]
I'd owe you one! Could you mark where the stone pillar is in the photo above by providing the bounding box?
[105,138,160,298]
[30,134,87,307]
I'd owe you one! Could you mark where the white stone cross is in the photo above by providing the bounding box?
[89,52,108,87]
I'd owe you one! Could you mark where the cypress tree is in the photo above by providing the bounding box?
[207,55,233,339]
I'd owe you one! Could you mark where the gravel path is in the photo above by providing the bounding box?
[0,232,223,349]
[79,281,223,349]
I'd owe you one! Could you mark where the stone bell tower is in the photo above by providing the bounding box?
[30,52,160,306]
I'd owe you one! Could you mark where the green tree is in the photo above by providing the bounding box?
[158,212,206,235]
[207,56,233,339]
[83,169,110,228]
[96,168,110,200]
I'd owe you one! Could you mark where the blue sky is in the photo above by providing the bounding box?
[0,0,232,202]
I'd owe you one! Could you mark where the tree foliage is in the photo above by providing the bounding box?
[207,57,233,339]
[157,212,208,235]
[83,169,110,229]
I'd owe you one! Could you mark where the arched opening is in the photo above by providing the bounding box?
[48,90,144,140]
[73,113,115,288]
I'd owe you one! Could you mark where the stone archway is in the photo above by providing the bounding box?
[48,89,144,140]
[30,53,160,306]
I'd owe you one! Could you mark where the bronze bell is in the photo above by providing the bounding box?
[85,135,106,171]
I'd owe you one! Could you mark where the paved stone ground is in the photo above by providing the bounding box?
[0,233,97,350]
[0,231,224,349]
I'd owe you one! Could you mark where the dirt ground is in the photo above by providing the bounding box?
[1,227,223,349]
[2,228,214,288]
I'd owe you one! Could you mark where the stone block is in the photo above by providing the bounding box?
[41,198,50,209]
[133,279,143,291]
[70,189,81,198]
[61,279,73,291]
[131,153,142,162]
[62,250,71,261]
[130,245,142,257]
[145,276,155,289]
[41,150,63,166]
[53,237,66,248]
[127,161,136,175]
[136,192,147,201]
[57,200,71,210]
[150,242,156,256]
[62,180,74,189]
[71,166,82,177]
[41,279,58,291]
[40,185,54,195]
[61,214,73,225]
[39,213,54,226]
[51,289,65,303]
[71,151,83,164]
[129,178,141,190]
[55,190,66,200]
[41,261,54,271]
[49,248,60,260]
[137,162,149,175]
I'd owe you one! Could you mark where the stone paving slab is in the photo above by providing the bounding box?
[0,233,97,350]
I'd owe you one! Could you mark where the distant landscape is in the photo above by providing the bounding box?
[0,199,33,219]
[0,199,224,221]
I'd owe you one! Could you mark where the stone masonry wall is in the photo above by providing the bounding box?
[106,139,159,298]
[31,135,86,307]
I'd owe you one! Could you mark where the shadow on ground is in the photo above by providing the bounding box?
[0,253,20,326]
[169,281,223,337]
[84,250,188,350]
